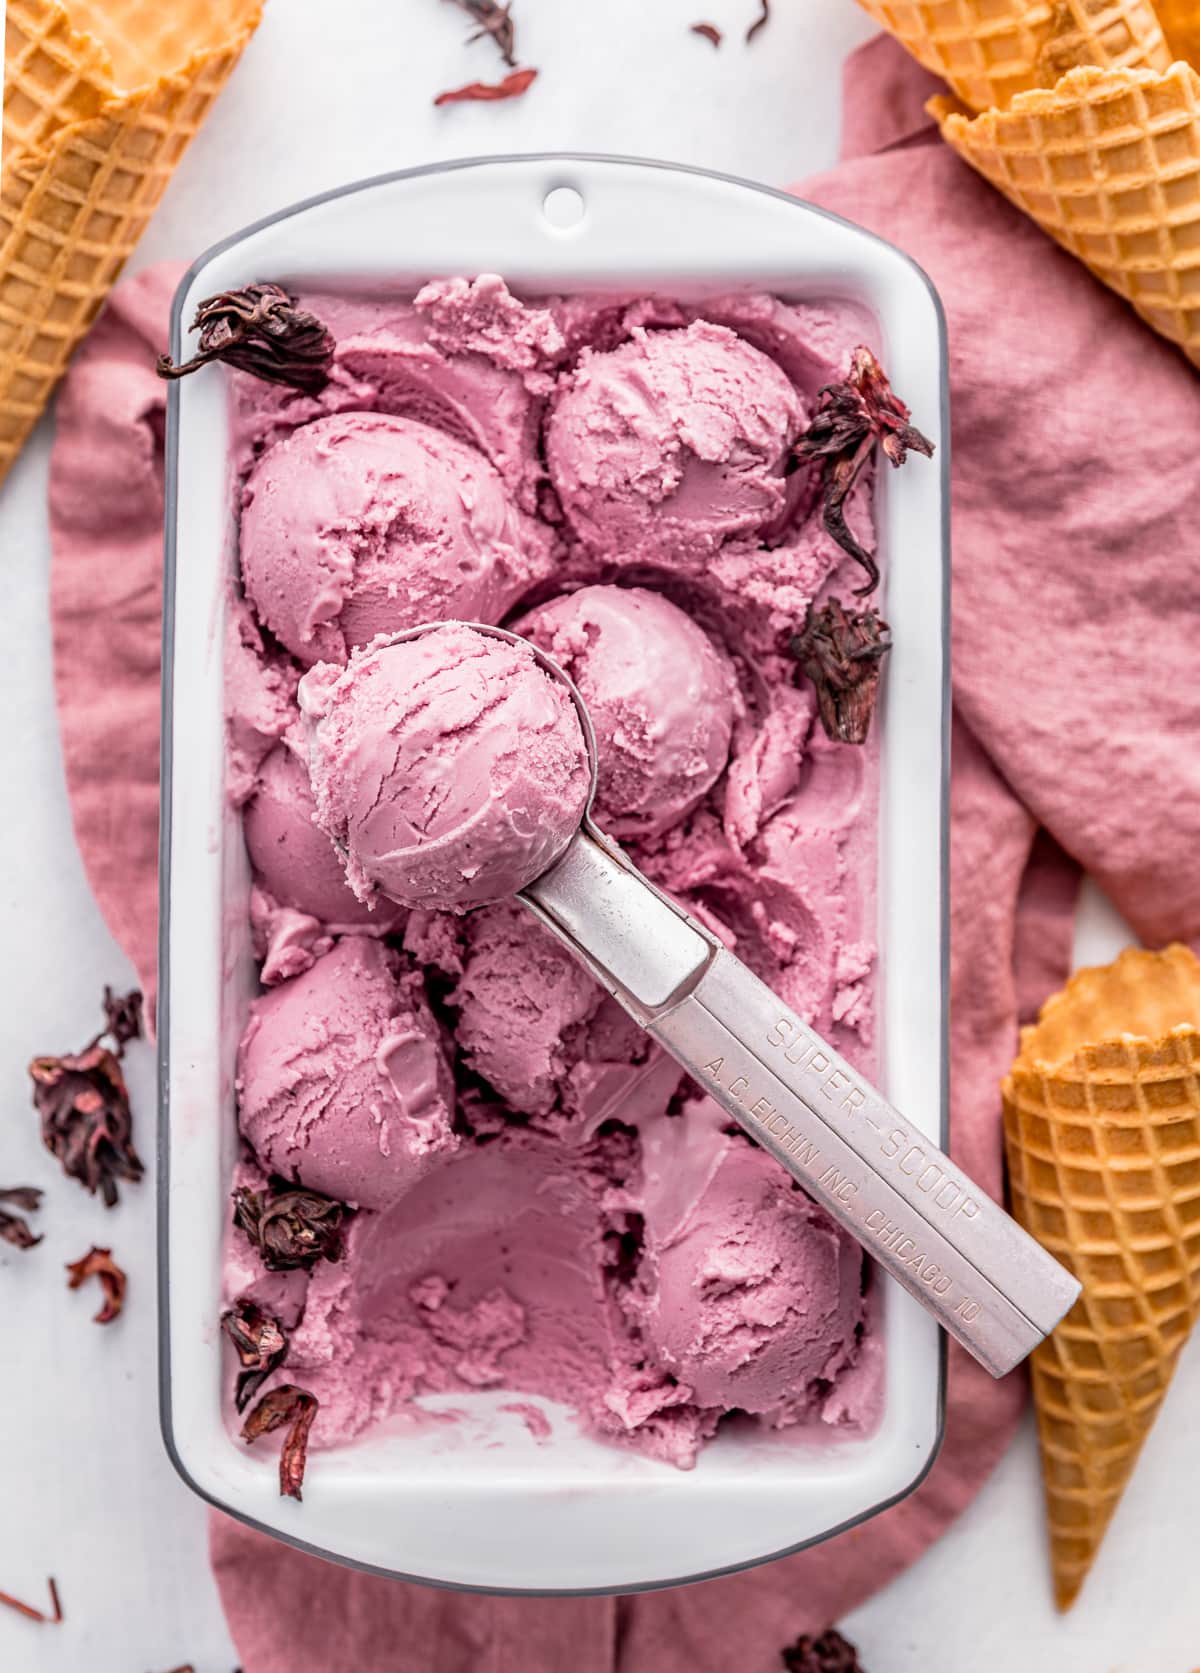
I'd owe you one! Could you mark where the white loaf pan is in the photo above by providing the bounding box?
[159,153,950,1594]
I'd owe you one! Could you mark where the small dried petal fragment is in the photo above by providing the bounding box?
[792,345,934,595]
[66,1246,127,1323]
[746,0,770,41]
[30,1044,143,1207]
[232,1181,348,1272]
[781,1627,864,1672]
[102,985,143,1050]
[789,599,891,746]
[447,0,517,65]
[241,1384,318,1500]
[221,1299,288,1412]
[434,66,537,104]
[0,1186,42,1250]
[0,1577,62,1624]
[691,22,722,44]
[156,284,335,394]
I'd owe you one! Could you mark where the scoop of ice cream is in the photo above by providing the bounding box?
[244,741,404,930]
[545,321,803,561]
[519,585,735,839]
[632,1114,865,1421]
[236,937,456,1210]
[239,413,547,667]
[300,624,591,912]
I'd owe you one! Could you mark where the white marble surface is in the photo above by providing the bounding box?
[1,0,1196,1668]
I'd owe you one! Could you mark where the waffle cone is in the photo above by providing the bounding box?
[1002,944,1200,1610]
[0,0,262,484]
[853,0,1171,113]
[932,62,1200,369]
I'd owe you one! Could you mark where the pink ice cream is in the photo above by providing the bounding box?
[236,937,456,1211]
[238,412,550,667]
[519,585,736,839]
[299,624,591,912]
[545,321,803,562]
[243,741,402,930]
[632,1108,866,1424]
[225,277,889,1470]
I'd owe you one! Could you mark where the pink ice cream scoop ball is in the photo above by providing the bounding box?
[519,585,735,840]
[243,741,402,930]
[235,936,456,1211]
[545,321,803,561]
[299,623,592,912]
[635,1141,865,1418]
[238,412,541,667]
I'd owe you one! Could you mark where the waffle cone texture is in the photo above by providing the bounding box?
[855,0,1200,369]
[1002,944,1200,1610]
[0,0,262,484]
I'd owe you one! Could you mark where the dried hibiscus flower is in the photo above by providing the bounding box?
[434,66,537,104]
[791,345,934,595]
[156,284,335,395]
[446,0,517,66]
[781,1627,864,1672]
[241,1384,319,1501]
[66,1246,127,1324]
[0,1186,42,1251]
[691,22,722,44]
[790,599,891,746]
[232,1180,348,1272]
[29,986,144,1206]
[221,1299,288,1412]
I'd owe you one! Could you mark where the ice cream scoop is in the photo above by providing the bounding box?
[307,620,1081,1377]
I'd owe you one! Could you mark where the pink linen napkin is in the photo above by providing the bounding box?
[45,33,1199,1672]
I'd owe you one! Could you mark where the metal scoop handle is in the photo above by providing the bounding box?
[522,825,1081,1378]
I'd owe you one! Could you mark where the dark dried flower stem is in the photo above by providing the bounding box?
[156,285,335,394]
[446,0,517,66]
[746,0,771,41]
[0,1577,62,1624]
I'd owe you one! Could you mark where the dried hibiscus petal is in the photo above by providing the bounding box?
[241,1384,318,1501]
[30,1044,143,1207]
[221,1299,288,1412]
[447,0,517,66]
[781,1627,865,1672]
[789,599,891,746]
[791,345,934,595]
[0,1186,42,1251]
[66,1246,127,1324]
[232,1180,348,1272]
[156,284,335,395]
[434,66,537,104]
[691,21,722,44]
